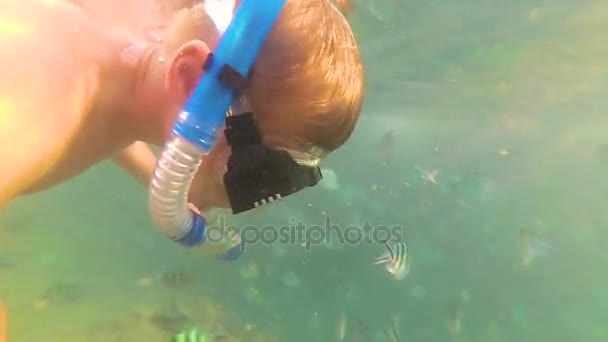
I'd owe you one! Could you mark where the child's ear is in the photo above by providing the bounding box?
[165,40,210,102]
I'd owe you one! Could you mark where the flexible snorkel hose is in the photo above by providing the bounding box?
[148,0,286,259]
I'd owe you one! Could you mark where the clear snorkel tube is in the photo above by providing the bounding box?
[148,0,287,260]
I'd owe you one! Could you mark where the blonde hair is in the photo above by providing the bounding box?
[164,0,363,157]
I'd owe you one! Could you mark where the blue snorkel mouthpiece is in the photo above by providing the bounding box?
[148,0,287,261]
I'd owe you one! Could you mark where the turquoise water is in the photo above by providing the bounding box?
[2,0,608,340]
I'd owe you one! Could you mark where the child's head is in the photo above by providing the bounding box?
[153,0,363,210]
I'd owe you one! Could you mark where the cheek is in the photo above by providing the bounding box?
[191,161,215,194]
[161,92,184,116]
[187,157,229,209]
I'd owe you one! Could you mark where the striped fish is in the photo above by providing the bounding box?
[373,240,409,280]
[173,327,229,342]
[173,327,207,342]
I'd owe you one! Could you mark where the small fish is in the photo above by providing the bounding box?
[499,147,510,157]
[416,166,439,184]
[173,327,229,342]
[378,129,396,163]
[337,310,347,341]
[37,282,81,308]
[161,269,197,288]
[173,327,205,342]
[374,240,409,280]
[423,170,439,184]
[447,303,464,336]
[517,227,551,268]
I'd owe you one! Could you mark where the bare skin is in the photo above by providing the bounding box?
[0,299,5,342]
[0,0,224,210]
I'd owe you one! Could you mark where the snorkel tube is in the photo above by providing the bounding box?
[148,0,287,260]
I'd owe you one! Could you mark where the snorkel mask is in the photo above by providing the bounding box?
[148,0,322,261]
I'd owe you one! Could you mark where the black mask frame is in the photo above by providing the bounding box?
[205,53,323,214]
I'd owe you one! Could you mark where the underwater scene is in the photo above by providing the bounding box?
[2,0,608,341]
